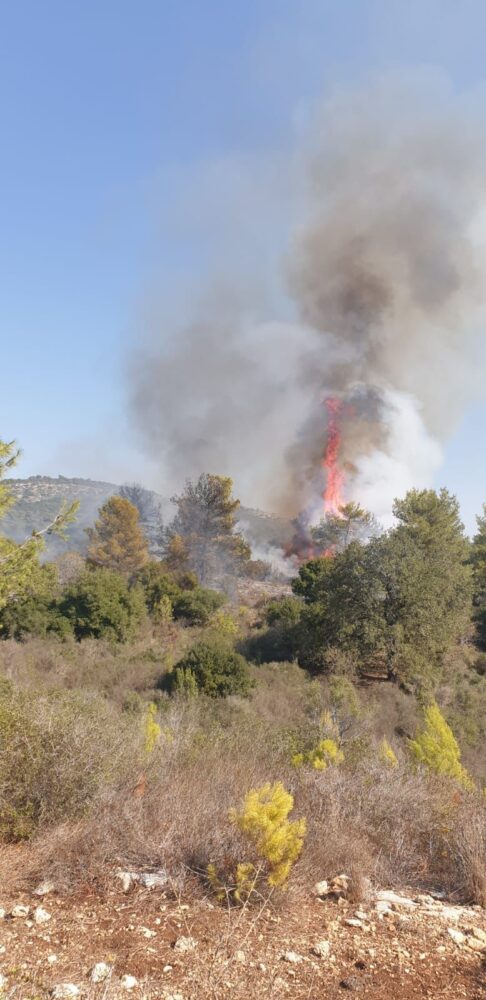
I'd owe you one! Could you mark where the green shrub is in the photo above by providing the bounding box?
[171,638,253,697]
[173,587,225,625]
[137,561,224,626]
[0,563,72,641]
[264,596,302,628]
[59,568,146,642]
[136,562,181,613]
[0,594,73,640]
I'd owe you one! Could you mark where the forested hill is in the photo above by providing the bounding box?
[3,476,120,557]
[3,476,293,558]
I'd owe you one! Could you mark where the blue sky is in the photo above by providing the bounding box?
[1,0,486,530]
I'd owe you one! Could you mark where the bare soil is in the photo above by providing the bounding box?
[1,876,485,999]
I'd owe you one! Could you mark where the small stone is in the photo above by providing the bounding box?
[140,926,156,938]
[139,870,169,889]
[447,927,466,946]
[11,904,30,918]
[173,936,197,952]
[312,940,331,958]
[234,950,246,963]
[90,962,112,983]
[354,911,368,921]
[467,936,486,952]
[51,985,80,999]
[0,909,6,920]
[163,965,173,973]
[258,963,267,972]
[374,890,416,910]
[120,975,138,990]
[345,918,363,928]
[48,955,59,965]
[34,906,52,924]
[34,881,55,897]
[0,974,7,990]
[314,879,329,897]
[116,871,138,892]
[281,951,303,963]
[467,926,486,944]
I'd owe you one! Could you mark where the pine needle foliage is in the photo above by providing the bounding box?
[408,703,474,790]
[230,781,306,888]
[87,496,149,578]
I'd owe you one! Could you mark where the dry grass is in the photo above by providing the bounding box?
[1,629,485,909]
[2,693,484,909]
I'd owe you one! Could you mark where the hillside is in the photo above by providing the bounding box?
[2,476,293,559]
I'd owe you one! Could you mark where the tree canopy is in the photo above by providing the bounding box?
[87,496,149,577]
[167,474,250,585]
[275,489,474,693]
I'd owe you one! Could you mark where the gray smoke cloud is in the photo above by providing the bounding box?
[130,72,486,524]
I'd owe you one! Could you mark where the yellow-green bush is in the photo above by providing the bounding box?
[409,703,474,790]
[293,737,344,771]
[208,781,306,903]
[210,609,239,636]
[379,737,398,768]
[230,781,306,887]
[144,702,161,755]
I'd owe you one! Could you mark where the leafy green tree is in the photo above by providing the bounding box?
[59,567,146,642]
[87,496,149,577]
[171,638,253,697]
[0,439,78,610]
[471,504,486,648]
[168,474,251,585]
[291,542,384,674]
[409,703,474,789]
[288,490,472,692]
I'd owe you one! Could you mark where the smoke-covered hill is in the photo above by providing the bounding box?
[2,476,293,559]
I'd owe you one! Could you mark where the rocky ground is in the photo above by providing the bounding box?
[0,873,485,999]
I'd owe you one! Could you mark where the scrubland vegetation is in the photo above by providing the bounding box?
[1,439,486,911]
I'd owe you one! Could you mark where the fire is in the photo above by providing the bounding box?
[322,397,344,516]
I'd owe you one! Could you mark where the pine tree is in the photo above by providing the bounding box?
[168,474,250,585]
[87,496,149,577]
[311,502,378,554]
[379,489,473,690]
[118,483,164,557]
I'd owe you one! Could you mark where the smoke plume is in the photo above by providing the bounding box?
[131,73,486,525]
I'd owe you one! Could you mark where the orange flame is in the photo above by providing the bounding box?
[322,397,344,516]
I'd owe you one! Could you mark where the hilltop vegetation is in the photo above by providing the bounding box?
[1,437,486,920]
